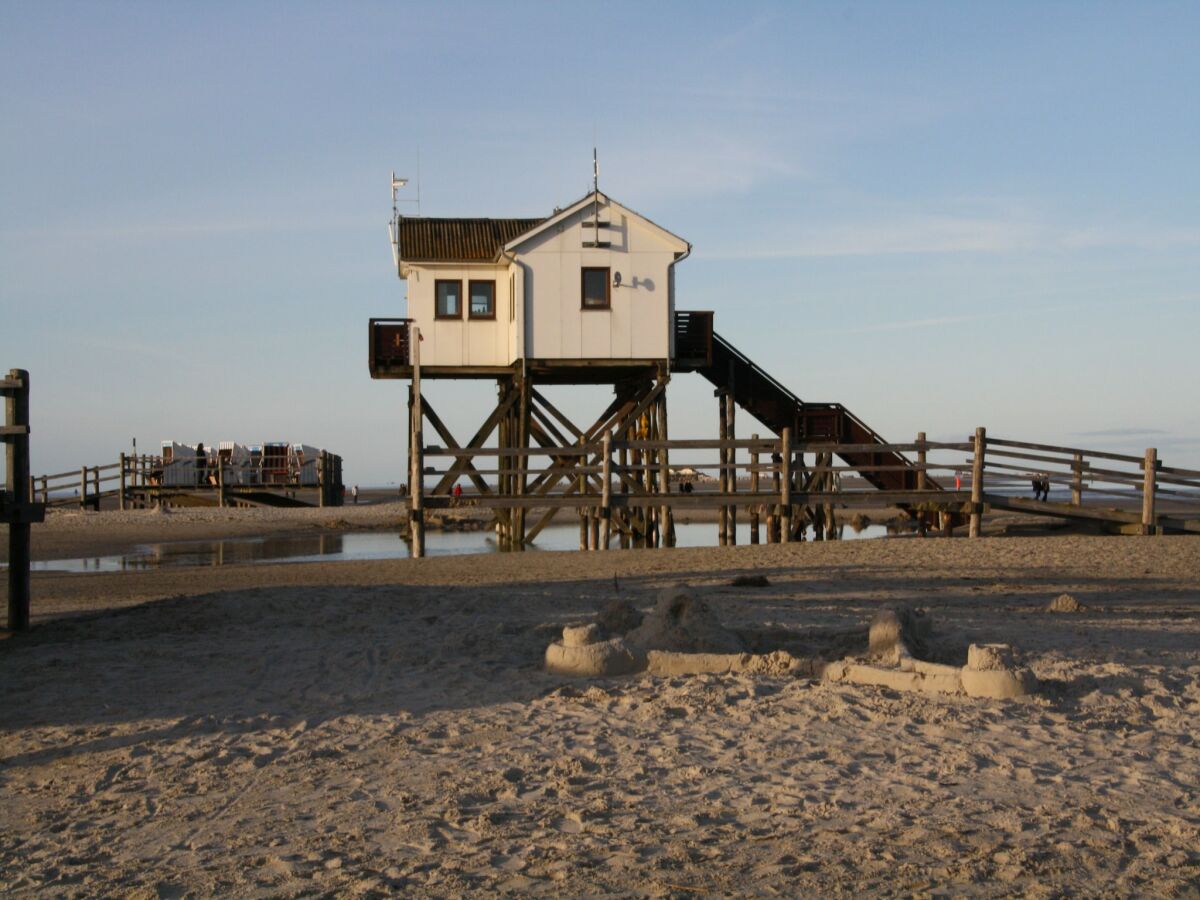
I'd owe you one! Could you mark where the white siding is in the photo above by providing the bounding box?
[514,199,685,361]
[404,264,517,366]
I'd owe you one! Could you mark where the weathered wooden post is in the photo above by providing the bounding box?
[780,427,792,544]
[79,466,87,510]
[1071,452,1084,506]
[969,427,986,538]
[119,452,128,511]
[915,432,927,537]
[6,369,33,631]
[726,393,737,545]
[717,391,728,546]
[749,433,760,544]
[658,387,671,550]
[600,432,612,549]
[1142,447,1158,535]
[40,475,48,505]
[410,326,425,558]
[218,457,227,509]
[578,435,588,551]
[92,466,100,511]
[316,453,325,509]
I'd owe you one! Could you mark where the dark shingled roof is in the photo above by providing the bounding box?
[397,217,546,263]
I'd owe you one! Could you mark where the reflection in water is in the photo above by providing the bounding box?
[24,521,890,573]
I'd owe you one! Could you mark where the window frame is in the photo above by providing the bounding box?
[581,267,611,311]
[434,279,463,320]
[467,279,496,320]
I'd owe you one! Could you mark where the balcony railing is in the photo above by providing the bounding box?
[369,318,412,376]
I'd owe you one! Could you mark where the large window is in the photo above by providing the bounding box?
[435,280,462,319]
[468,280,495,319]
[581,267,610,310]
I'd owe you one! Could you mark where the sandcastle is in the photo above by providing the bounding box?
[545,586,1038,700]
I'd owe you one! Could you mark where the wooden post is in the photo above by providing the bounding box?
[749,433,760,544]
[1142,447,1158,535]
[600,432,612,549]
[410,326,425,558]
[657,384,670,549]
[969,426,986,539]
[119,452,128,511]
[515,375,529,551]
[578,435,588,551]
[726,392,737,545]
[6,369,32,631]
[80,466,87,510]
[41,475,48,505]
[718,392,727,545]
[218,458,227,508]
[1071,452,1084,506]
[916,432,927,492]
[92,466,100,511]
[780,428,792,544]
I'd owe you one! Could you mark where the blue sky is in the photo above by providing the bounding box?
[2,1,1198,482]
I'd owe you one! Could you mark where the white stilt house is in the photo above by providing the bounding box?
[377,191,692,375]
[369,187,711,556]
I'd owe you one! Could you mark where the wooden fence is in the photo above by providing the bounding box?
[408,427,1200,554]
[32,452,345,510]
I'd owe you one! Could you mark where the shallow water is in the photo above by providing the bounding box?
[22,521,890,573]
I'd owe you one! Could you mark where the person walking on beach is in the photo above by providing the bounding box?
[1031,474,1041,500]
[352,485,359,504]
[452,483,463,505]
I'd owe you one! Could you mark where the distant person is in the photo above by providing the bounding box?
[1040,475,1051,502]
[955,471,962,491]
[352,485,359,504]
[1030,474,1041,500]
[452,483,463,505]
[196,443,208,484]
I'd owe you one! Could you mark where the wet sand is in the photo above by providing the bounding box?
[1,528,1198,895]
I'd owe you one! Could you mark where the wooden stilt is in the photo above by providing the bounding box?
[969,426,985,539]
[780,428,792,544]
[657,381,672,549]
[410,328,425,557]
[749,434,760,544]
[726,392,737,545]
[718,392,728,545]
[1142,447,1158,535]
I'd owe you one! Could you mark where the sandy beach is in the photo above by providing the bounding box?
[1,518,1198,895]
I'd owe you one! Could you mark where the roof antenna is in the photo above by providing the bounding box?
[389,169,418,271]
[592,146,599,194]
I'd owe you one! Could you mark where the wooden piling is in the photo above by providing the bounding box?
[119,452,128,511]
[600,432,612,549]
[726,392,737,545]
[780,428,792,543]
[969,426,986,538]
[658,383,671,549]
[6,369,32,631]
[1072,452,1083,506]
[1142,447,1158,535]
[218,458,227,508]
[749,433,760,544]
[718,393,728,545]
[410,327,425,558]
[79,466,87,510]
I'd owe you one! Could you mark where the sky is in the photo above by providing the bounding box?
[2,1,1198,484]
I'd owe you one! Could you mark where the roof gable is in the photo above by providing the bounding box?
[397,217,546,264]
[503,191,690,256]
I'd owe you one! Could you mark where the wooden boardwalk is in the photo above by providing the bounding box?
[405,423,1200,555]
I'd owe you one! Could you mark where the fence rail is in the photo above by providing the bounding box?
[409,425,1200,553]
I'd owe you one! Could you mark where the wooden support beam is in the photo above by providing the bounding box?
[780,428,792,544]
[1142,447,1158,535]
[6,368,32,631]
[410,329,425,557]
[422,400,493,496]
[969,426,986,539]
[431,383,520,496]
[726,391,736,545]
[1072,452,1084,506]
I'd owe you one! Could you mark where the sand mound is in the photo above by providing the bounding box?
[868,605,931,661]
[1047,593,1084,613]
[596,599,643,635]
[625,587,744,654]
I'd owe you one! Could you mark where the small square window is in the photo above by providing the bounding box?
[435,281,462,318]
[582,267,610,310]
[469,281,495,319]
